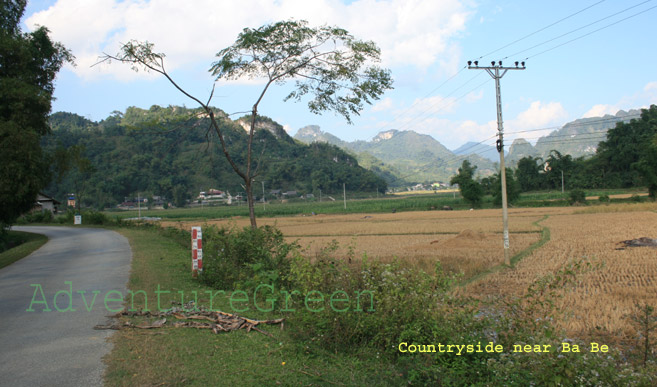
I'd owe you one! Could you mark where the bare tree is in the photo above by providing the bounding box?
[99,19,393,228]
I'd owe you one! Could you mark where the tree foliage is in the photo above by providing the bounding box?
[210,20,393,124]
[515,156,543,192]
[510,105,657,197]
[450,160,484,208]
[492,167,521,206]
[42,107,386,209]
[101,19,392,228]
[0,0,73,228]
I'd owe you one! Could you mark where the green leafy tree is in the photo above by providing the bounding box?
[628,106,657,199]
[0,1,73,229]
[450,160,484,208]
[596,105,657,190]
[543,150,574,191]
[172,184,188,208]
[493,167,521,206]
[53,144,95,212]
[100,20,393,228]
[515,156,543,192]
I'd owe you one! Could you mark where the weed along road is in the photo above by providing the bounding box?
[0,226,131,386]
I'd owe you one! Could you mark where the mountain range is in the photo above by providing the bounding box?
[294,109,640,186]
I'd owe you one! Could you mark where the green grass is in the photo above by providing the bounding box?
[104,227,405,386]
[106,193,467,221]
[105,188,650,221]
[0,230,48,270]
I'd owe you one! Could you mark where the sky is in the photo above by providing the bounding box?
[22,0,657,150]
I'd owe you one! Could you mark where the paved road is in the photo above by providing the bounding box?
[0,227,132,387]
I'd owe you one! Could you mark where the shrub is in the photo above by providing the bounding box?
[598,194,610,203]
[82,210,111,225]
[630,194,644,203]
[19,210,53,224]
[199,225,298,291]
[569,189,587,205]
[286,245,471,359]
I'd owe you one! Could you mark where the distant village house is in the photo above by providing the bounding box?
[33,193,61,213]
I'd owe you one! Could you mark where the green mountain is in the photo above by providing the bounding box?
[452,141,498,162]
[42,106,386,209]
[294,126,496,184]
[293,109,644,185]
[507,138,541,164]
[295,125,346,146]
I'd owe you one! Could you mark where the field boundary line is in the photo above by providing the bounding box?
[458,215,551,287]
[510,215,551,267]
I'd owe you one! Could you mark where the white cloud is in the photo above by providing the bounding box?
[644,81,657,92]
[582,104,618,118]
[371,97,394,112]
[464,89,483,103]
[510,101,568,130]
[26,0,472,81]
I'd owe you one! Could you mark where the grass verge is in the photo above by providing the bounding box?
[104,227,404,386]
[0,231,48,270]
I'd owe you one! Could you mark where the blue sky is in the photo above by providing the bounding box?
[23,0,657,150]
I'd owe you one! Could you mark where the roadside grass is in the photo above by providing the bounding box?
[105,227,404,386]
[0,231,48,270]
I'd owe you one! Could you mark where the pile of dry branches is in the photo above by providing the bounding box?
[94,306,284,337]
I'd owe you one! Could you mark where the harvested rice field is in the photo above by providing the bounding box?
[161,202,657,338]
[162,208,550,276]
[465,206,657,339]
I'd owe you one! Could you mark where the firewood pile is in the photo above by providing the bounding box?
[94,304,284,337]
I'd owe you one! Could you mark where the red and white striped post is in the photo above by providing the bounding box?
[191,226,203,277]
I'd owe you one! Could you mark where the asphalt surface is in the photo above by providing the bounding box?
[0,226,132,387]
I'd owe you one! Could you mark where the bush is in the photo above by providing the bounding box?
[569,189,586,205]
[18,210,53,224]
[283,244,492,383]
[82,210,111,225]
[53,209,114,225]
[598,194,610,203]
[199,225,298,290]
[630,194,644,203]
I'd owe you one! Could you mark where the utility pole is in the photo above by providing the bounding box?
[468,60,525,266]
[561,170,564,194]
[343,183,347,210]
[138,192,141,220]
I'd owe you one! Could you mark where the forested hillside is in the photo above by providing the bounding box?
[42,106,386,209]
[513,105,657,196]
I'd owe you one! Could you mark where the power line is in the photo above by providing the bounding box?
[478,0,607,60]
[381,66,468,133]
[524,2,657,60]
[503,113,640,135]
[393,73,490,133]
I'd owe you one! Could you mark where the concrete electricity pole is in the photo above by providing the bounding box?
[468,60,525,266]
